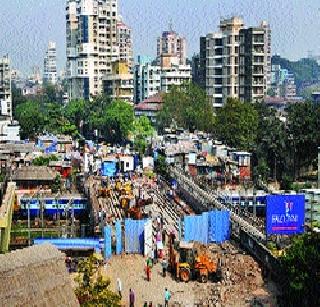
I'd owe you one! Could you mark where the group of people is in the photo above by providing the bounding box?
[117,281,171,306]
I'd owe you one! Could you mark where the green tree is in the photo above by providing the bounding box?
[42,84,58,103]
[157,83,215,133]
[102,100,134,144]
[280,233,320,306]
[33,155,59,166]
[75,255,121,307]
[64,99,87,133]
[131,116,155,154]
[215,98,258,150]
[15,100,46,139]
[254,103,287,181]
[287,102,319,179]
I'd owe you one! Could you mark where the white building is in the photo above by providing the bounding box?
[0,117,20,142]
[43,41,57,85]
[160,64,191,93]
[134,56,161,103]
[66,0,119,100]
[117,18,133,72]
[0,56,12,118]
[134,56,191,103]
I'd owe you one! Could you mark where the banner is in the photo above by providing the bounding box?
[266,195,305,235]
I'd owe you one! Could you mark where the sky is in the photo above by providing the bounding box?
[0,0,320,75]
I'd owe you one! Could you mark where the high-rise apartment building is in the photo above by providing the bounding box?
[134,56,161,103]
[43,41,57,85]
[103,61,134,103]
[199,17,271,107]
[0,56,12,118]
[66,0,119,100]
[117,18,133,71]
[157,29,187,66]
[160,64,192,93]
[239,26,267,103]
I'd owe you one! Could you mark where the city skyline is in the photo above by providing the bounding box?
[1,0,320,74]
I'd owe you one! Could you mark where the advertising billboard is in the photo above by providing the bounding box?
[266,194,305,235]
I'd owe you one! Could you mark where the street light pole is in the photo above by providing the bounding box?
[27,199,31,246]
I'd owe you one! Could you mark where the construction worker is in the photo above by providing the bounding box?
[161,257,168,277]
[146,264,151,282]
[129,289,135,307]
[164,288,171,307]
[116,277,122,299]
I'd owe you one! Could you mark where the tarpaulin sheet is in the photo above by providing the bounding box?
[104,226,112,259]
[184,213,209,244]
[183,210,230,244]
[115,220,122,255]
[208,210,230,243]
[125,219,148,254]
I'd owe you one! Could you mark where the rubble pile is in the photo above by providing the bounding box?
[186,242,277,306]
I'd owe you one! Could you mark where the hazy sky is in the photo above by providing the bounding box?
[1,0,320,75]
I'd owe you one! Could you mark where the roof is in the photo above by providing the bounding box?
[0,244,79,307]
[12,166,58,181]
[135,93,164,112]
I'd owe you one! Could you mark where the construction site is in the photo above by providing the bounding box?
[0,136,294,306]
[82,169,278,306]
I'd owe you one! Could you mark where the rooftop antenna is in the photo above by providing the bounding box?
[169,18,173,32]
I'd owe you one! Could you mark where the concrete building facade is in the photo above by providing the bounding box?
[43,41,57,85]
[66,0,119,100]
[157,29,187,66]
[0,56,12,118]
[160,64,192,93]
[133,56,191,103]
[199,17,271,107]
[239,26,266,103]
[103,61,134,103]
[134,56,161,103]
[117,18,133,72]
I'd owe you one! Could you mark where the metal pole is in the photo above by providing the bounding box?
[71,200,75,237]
[28,200,31,246]
[41,197,44,238]
[253,188,257,220]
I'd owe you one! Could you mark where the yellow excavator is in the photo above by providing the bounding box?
[169,235,222,283]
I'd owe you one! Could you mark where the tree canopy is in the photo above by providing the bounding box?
[75,255,121,307]
[280,233,320,307]
[215,98,259,151]
[130,116,155,154]
[157,83,215,133]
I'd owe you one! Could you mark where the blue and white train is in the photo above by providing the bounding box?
[19,196,88,219]
[217,192,267,215]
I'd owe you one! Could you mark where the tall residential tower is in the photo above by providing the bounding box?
[43,41,57,85]
[66,0,119,100]
[199,17,271,107]
[157,28,187,66]
[0,56,12,118]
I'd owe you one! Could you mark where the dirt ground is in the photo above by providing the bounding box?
[103,251,278,307]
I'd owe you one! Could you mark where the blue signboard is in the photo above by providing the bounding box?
[266,195,305,235]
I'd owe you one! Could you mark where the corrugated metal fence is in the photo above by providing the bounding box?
[124,219,148,254]
[183,210,230,244]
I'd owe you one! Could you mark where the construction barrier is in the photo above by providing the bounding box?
[183,210,230,244]
[104,226,112,259]
[115,220,122,255]
[184,212,209,244]
[208,210,231,243]
[33,238,102,252]
[124,219,149,254]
